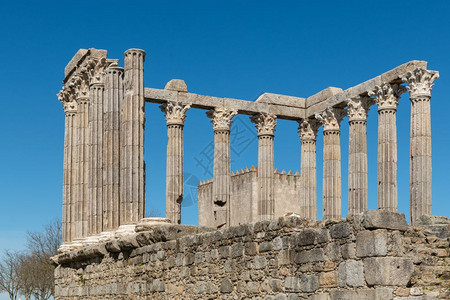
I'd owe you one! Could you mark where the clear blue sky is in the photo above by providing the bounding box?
[0,0,449,266]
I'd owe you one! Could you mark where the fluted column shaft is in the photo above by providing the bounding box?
[377,109,397,211]
[402,69,439,224]
[299,119,319,220]
[103,67,123,231]
[88,83,104,235]
[161,102,190,224]
[76,97,90,239]
[316,108,344,220]
[58,88,78,243]
[251,113,277,221]
[121,49,146,224]
[370,83,405,212]
[348,121,368,214]
[207,108,237,228]
[347,98,371,215]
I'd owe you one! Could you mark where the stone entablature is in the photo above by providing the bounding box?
[52,210,450,299]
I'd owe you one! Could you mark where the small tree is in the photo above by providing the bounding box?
[0,250,21,300]
[24,219,61,300]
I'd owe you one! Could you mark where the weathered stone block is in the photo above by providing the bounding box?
[260,241,273,252]
[319,271,338,287]
[364,257,414,286]
[330,222,351,239]
[330,288,393,299]
[338,260,365,287]
[356,229,388,257]
[253,256,267,269]
[220,277,233,293]
[309,294,330,300]
[295,229,317,246]
[341,243,356,259]
[231,242,244,258]
[362,210,407,231]
[300,274,319,292]
[285,277,301,292]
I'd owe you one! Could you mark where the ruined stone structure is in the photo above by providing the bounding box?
[199,167,302,228]
[53,210,450,299]
[55,48,448,299]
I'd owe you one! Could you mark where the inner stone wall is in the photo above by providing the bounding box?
[53,210,449,299]
[199,168,302,228]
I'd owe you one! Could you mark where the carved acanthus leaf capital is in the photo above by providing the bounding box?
[57,86,78,114]
[160,101,191,126]
[68,72,90,102]
[251,113,277,136]
[207,108,238,131]
[368,83,406,111]
[401,68,439,99]
[347,97,373,122]
[85,57,118,86]
[315,107,345,131]
[298,119,320,142]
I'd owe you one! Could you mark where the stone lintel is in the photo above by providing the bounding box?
[305,60,428,118]
[305,87,343,108]
[144,88,306,120]
[255,92,306,108]
[145,61,427,121]
[63,48,108,83]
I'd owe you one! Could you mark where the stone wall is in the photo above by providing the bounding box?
[199,168,301,228]
[53,210,449,299]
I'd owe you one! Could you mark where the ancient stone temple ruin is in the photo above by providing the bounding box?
[53,48,449,299]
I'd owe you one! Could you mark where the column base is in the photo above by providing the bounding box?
[135,217,171,232]
[58,239,84,253]
[98,231,115,243]
[82,234,101,246]
[115,224,137,238]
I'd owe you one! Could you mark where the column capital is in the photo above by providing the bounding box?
[401,68,439,99]
[68,73,90,103]
[369,83,406,111]
[207,107,238,132]
[298,118,319,142]
[57,87,78,115]
[251,113,277,137]
[160,101,191,126]
[347,97,373,122]
[315,107,345,132]
[84,57,118,86]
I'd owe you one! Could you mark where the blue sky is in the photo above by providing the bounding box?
[0,0,449,278]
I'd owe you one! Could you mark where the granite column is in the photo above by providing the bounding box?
[402,69,439,224]
[161,102,190,224]
[251,113,277,221]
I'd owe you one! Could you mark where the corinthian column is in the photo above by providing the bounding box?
[58,88,78,244]
[207,108,237,228]
[401,69,439,224]
[71,73,90,240]
[251,113,277,221]
[298,119,319,220]
[316,107,344,220]
[103,65,123,231]
[161,102,190,224]
[369,83,406,212]
[121,49,146,225]
[347,97,372,215]
[86,58,110,236]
